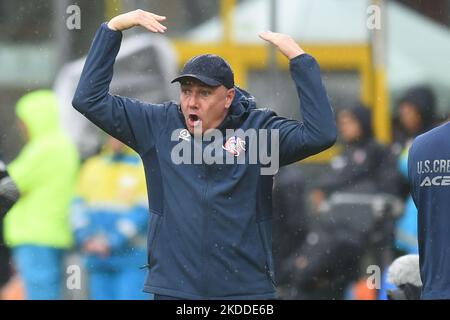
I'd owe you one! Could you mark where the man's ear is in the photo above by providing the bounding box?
[225,88,235,109]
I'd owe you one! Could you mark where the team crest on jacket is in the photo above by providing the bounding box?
[223,136,246,157]
[178,129,191,142]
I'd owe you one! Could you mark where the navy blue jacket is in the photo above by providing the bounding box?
[73,23,337,299]
[408,122,450,299]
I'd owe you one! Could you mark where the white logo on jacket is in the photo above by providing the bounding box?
[178,129,191,142]
[420,176,450,187]
[170,128,280,175]
[222,136,246,157]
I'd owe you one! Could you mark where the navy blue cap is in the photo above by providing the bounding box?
[171,54,234,89]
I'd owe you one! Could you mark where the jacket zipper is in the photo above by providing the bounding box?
[201,163,210,297]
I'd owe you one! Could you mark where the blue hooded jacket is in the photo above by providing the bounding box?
[73,23,337,299]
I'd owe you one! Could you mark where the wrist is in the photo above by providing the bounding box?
[289,52,309,63]
[107,20,119,31]
[287,48,306,60]
[288,52,305,60]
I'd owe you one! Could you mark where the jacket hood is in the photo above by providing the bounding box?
[16,90,61,141]
[398,86,436,131]
[341,103,373,141]
[232,86,257,112]
[220,86,257,129]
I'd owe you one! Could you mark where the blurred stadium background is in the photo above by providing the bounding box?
[1,0,449,300]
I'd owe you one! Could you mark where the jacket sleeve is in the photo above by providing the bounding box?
[0,161,19,219]
[7,143,48,194]
[265,54,337,166]
[72,23,162,154]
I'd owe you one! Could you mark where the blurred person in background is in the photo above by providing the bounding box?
[394,86,436,256]
[71,137,150,300]
[396,86,437,147]
[3,90,79,300]
[0,152,20,218]
[0,151,20,295]
[377,86,437,300]
[292,104,391,299]
[390,85,437,199]
[311,103,391,204]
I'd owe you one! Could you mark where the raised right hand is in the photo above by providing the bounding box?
[107,9,167,33]
[259,31,305,60]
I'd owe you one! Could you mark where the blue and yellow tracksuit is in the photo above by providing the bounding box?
[72,148,150,299]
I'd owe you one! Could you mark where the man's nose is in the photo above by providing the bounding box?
[187,94,199,109]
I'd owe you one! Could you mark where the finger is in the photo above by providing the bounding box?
[258,31,269,40]
[151,14,167,21]
[258,31,275,42]
[150,22,165,33]
[153,21,167,32]
[140,12,167,31]
[143,18,166,32]
[146,16,167,31]
[144,24,159,33]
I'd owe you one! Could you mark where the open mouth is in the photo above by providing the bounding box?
[188,114,202,128]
